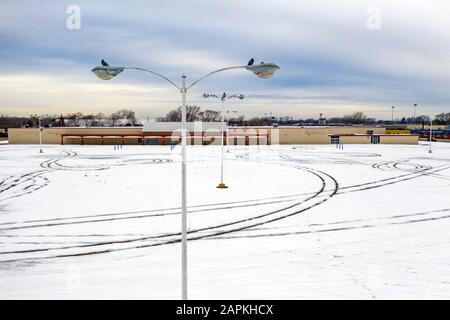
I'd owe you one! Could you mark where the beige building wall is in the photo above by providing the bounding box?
[277,128,329,144]
[339,135,371,144]
[229,126,386,145]
[8,126,417,145]
[9,128,60,144]
[379,135,418,144]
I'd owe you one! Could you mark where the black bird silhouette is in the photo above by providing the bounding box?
[101,59,110,67]
[247,58,254,66]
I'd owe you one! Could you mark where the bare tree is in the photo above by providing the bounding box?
[164,105,202,122]
[110,112,120,127]
[81,114,95,127]
[93,113,109,127]
[165,109,181,122]
[246,117,268,126]
[186,105,201,121]
[342,112,368,124]
[65,112,84,126]
[199,109,221,122]
[115,109,137,125]
[435,113,450,125]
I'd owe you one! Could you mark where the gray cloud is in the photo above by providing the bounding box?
[1,0,449,119]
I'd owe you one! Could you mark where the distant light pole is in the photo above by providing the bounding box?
[429,116,433,153]
[203,92,244,188]
[413,103,418,126]
[91,58,279,300]
[391,106,395,124]
[31,114,44,153]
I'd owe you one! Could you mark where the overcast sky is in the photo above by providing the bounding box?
[1,0,450,120]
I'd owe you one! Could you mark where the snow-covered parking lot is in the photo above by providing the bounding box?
[0,142,449,299]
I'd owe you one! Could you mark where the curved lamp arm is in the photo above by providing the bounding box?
[187,65,246,91]
[94,61,277,91]
[125,67,181,91]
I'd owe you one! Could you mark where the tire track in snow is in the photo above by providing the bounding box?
[0,164,339,262]
[372,159,450,181]
[0,151,78,202]
[2,148,448,262]
[0,171,49,202]
[0,197,299,231]
[211,208,450,240]
[278,152,450,195]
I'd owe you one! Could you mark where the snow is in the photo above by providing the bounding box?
[0,142,449,299]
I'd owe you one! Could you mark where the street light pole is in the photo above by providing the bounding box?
[180,74,188,300]
[32,114,43,153]
[391,106,395,124]
[220,98,225,187]
[413,103,418,126]
[91,59,279,300]
[38,117,43,153]
[429,116,433,154]
[203,93,243,188]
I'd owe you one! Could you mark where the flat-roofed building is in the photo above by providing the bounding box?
[7,125,418,145]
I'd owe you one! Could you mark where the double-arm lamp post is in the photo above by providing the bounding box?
[91,59,279,300]
[203,92,244,189]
